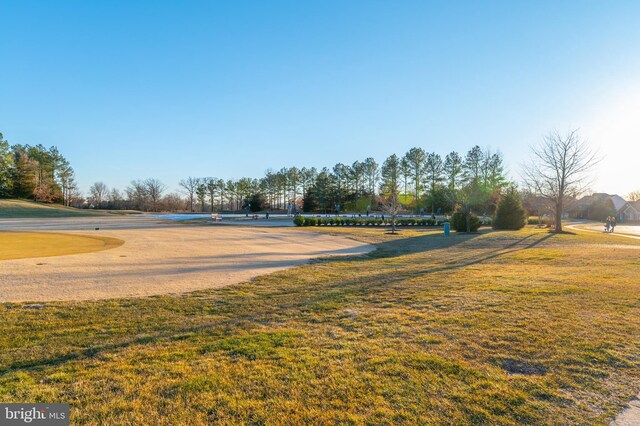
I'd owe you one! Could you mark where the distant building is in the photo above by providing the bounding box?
[572,193,639,222]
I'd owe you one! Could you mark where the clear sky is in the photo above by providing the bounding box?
[1,1,639,196]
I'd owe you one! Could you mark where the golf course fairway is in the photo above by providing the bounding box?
[0,231,124,260]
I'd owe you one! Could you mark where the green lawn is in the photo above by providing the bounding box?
[0,199,142,218]
[1,227,639,424]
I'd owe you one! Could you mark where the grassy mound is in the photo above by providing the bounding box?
[0,228,639,424]
[0,199,105,218]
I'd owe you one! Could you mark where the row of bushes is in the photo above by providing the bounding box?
[294,216,444,227]
[527,216,553,226]
[296,187,528,232]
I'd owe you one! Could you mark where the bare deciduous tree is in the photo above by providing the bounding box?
[144,178,166,212]
[523,129,600,232]
[627,190,640,202]
[162,193,185,211]
[126,179,148,211]
[179,177,200,212]
[89,181,108,208]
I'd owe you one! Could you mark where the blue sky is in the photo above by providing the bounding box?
[1,1,639,195]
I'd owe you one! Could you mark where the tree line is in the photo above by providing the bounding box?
[0,133,78,205]
[3,128,602,234]
[0,130,514,216]
[147,145,507,215]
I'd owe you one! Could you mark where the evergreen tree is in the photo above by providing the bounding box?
[403,147,427,211]
[0,133,13,197]
[493,185,527,230]
[462,145,483,185]
[443,151,462,191]
[380,154,401,233]
[11,148,38,198]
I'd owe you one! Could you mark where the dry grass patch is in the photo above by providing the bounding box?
[1,227,639,424]
[0,199,106,218]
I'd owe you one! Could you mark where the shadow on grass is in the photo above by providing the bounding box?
[0,230,556,376]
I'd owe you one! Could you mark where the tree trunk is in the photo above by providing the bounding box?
[555,199,563,232]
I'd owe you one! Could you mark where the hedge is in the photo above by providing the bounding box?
[293,216,445,227]
[451,211,481,232]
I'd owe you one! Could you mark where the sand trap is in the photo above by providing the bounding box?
[0,226,372,302]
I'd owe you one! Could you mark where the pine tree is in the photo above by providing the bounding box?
[380,154,401,233]
[493,186,527,230]
[0,133,13,197]
[11,150,38,198]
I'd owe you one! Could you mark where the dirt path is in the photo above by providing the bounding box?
[610,398,640,426]
[0,225,372,302]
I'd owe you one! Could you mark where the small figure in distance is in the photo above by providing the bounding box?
[611,216,616,233]
[604,216,611,233]
[266,211,269,219]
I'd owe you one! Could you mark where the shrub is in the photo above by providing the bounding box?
[293,215,305,226]
[528,216,553,227]
[493,186,527,230]
[247,193,265,212]
[451,211,481,232]
[305,216,317,226]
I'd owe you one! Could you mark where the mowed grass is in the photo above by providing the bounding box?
[0,199,141,218]
[0,232,124,260]
[0,199,104,218]
[1,227,640,424]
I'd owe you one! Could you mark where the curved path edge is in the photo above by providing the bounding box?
[565,223,640,425]
[0,225,373,303]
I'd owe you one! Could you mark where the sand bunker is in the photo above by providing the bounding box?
[0,226,372,302]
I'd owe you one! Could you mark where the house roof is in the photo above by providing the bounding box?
[610,195,629,211]
[576,193,637,213]
[574,193,609,209]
